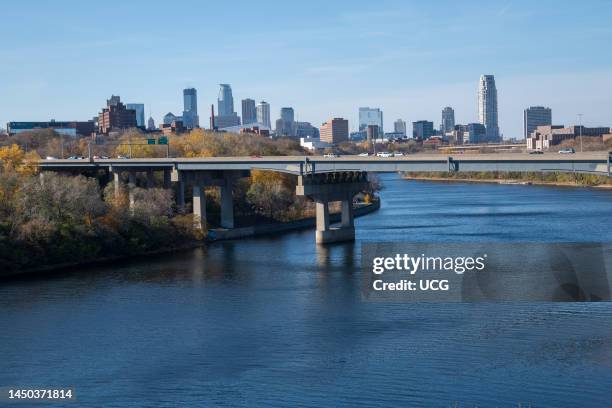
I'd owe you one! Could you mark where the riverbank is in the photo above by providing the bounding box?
[401,172,612,189]
[0,200,380,279]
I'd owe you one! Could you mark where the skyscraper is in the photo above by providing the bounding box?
[441,106,455,134]
[394,119,407,137]
[147,116,156,131]
[217,84,234,116]
[98,95,137,134]
[276,107,295,137]
[241,99,257,125]
[182,88,199,128]
[523,106,552,139]
[358,107,383,132]
[478,75,499,142]
[126,104,145,128]
[257,101,271,128]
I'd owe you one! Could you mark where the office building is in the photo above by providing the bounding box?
[526,125,610,150]
[523,106,552,139]
[320,118,349,144]
[295,121,319,138]
[163,112,181,125]
[214,84,240,128]
[182,88,199,128]
[7,120,96,137]
[412,120,434,139]
[441,107,455,133]
[98,95,137,134]
[463,123,487,144]
[126,103,145,128]
[394,119,407,137]
[276,107,295,137]
[257,101,271,129]
[359,107,383,132]
[478,75,500,142]
[241,99,257,124]
[366,124,380,141]
[147,116,156,131]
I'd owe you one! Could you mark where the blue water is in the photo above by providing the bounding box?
[1,175,612,407]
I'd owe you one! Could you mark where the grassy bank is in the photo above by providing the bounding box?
[401,171,612,188]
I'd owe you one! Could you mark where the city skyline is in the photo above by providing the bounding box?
[1,1,612,137]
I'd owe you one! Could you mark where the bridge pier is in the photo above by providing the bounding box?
[128,171,136,209]
[193,184,206,229]
[297,171,369,244]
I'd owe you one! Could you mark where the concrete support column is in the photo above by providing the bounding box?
[176,172,185,213]
[315,201,329,232]
[220,178,234,229]
[163,169,171,189]
[128,171,136,208]
[113,170,121,197]
[146,170,155,188]
[193,185,206,229]
[39,172,45,185]
[341,196,354,228]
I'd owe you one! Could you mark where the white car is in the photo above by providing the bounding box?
[376,152,393,158]
[358,152,369,157]
[393,152,404,157]
[323,153,339,158]
[558,148,575,154]
[45,156,57,160]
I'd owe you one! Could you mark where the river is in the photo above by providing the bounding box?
[2,174,612,407]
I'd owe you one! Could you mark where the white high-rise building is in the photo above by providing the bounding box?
[478,75,500,142]
[523,106,552,139]
[257,101,271,128]
[441,106,455,133]
[358,107,383,132]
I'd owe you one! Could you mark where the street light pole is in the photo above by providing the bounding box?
[578,113,583,153]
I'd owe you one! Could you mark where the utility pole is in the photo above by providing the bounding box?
[578,113,583,153]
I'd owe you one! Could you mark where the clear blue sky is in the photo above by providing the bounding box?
[1,0,611,138]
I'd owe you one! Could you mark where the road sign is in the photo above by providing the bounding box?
[158,136,168,145]
[147,138,155,145]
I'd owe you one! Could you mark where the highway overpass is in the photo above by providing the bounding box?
[37,152,611,244]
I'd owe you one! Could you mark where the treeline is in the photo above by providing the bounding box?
[0,130,380,274]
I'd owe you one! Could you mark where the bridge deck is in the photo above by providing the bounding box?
[37,153,611,175]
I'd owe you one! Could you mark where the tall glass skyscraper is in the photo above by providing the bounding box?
[257,101,271,129]
[478,75,499,142]
[358,107,383,132]
[182,88,199,128]
[218,84,235,116]
[440,106,455,133]
[523,106,552,139]
[126,103,145,128]
[241,99,257,124]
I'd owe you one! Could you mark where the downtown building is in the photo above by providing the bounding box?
[523,106,552,139]
[7,119,96,137]
[214,84,240,129]
[98,95,137,134]
[182,88,199,129]
[275,107,296,137]
[412,120,434,139]
[394,119,407,137]
[241,99,257,125]
[359,107,383,133]
[478,75,500,142]
[320,118,349,144]
[256,101,271,129]
[526,125,610,150]
[126,103,145,128]
[440,107,455,134]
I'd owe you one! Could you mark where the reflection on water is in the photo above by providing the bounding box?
[1,176,612,407]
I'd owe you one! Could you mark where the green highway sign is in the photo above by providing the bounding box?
[158,136,168,145]
[147,138,155,145]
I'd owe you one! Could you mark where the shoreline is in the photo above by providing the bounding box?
[402,176,612,189]
[1,200,380,280]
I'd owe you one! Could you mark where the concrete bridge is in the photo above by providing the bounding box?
[37,152,611,244]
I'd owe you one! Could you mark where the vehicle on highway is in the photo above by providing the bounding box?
[323,153,339,158]
[358,152,369,157]
[376,152,393,157]
[67,156,85,160]
[558,148,575,154]
[393,152,404,157]
[45,156,57,160]
[529,150,544,155]
[117,155,129,159]
[93,155,110,159]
